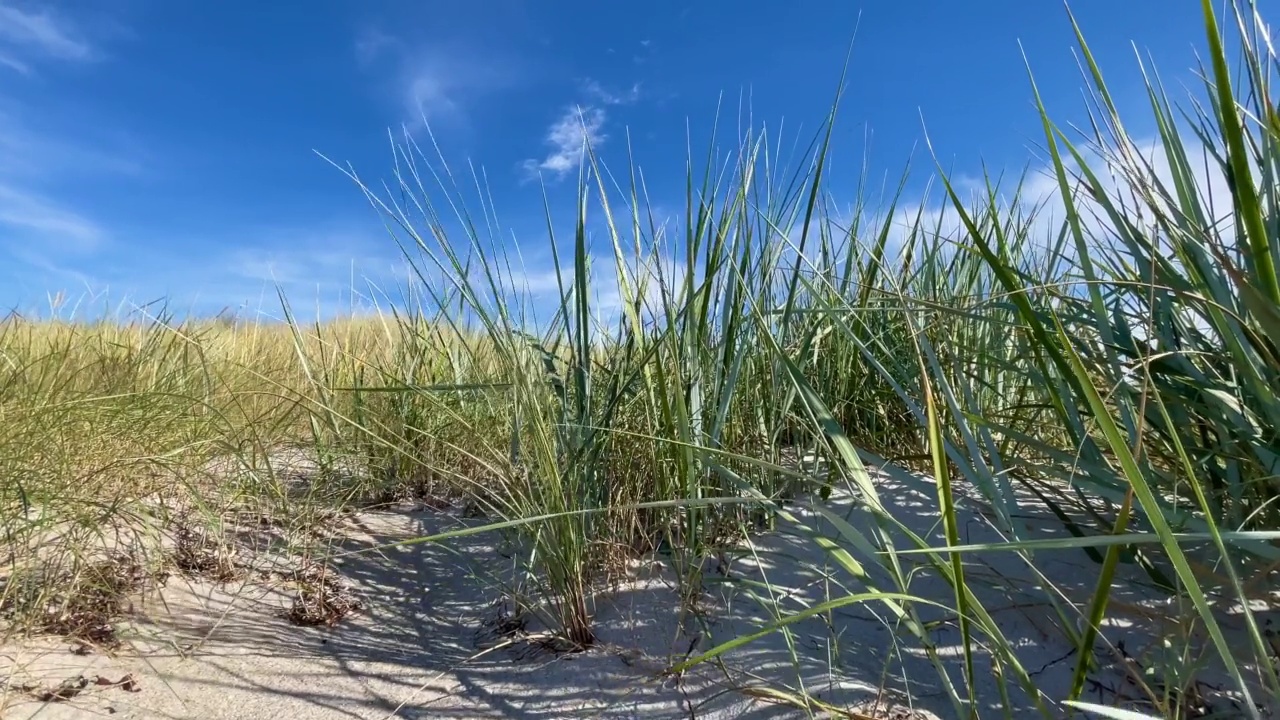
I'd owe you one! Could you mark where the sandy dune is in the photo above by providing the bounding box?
[2,459,1274,719]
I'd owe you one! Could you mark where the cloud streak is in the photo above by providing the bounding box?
[0,4,120,256]
[0,182,105,252]
[0,50,28,74]
[583,79,641,106]
[0,2,93,63]
[354,26,512,126]
[4,223,410,322]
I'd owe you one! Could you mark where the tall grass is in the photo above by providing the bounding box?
[3,1,1280,718]
[328,1,1280,716]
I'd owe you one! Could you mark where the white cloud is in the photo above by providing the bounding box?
[517,77,643,182]
[222,224,395,286]
[354,26,510,126]
[0,6,125,257]
[508,266,566,296]
[405,67,461,121]
[5,224,409,322]
[872,128,1234,271]
[583,79,641,106]
[0,182,105,251]
[595,251,688,325]
[0,110,144,180]
[0,2,92,62]
[0,107,141,258]
[229,249,362,288]
[354,28,461,121]
[490,246,687,331]
[354,27,397,66]
[522,105,607,180]
[0,50,28,74]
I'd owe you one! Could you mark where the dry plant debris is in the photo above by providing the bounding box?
[11,673,141,704]
[2,552,154,652]
[172,521,242,582]
[285,561,364,626]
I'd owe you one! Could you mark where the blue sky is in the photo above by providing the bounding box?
[0,0,1254,320]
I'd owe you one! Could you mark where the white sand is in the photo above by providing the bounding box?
[2,457,1275,719]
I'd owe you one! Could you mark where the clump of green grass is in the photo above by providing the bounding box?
[1,1,1278,718]
[319,1,1280,717]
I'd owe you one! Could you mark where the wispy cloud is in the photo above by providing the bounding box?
[4,222,408,321]
[354,27,397,66]
[0,2,93,64]
[0,182,105,251]
[355,26,509,125]
[502,245,687,330]
[583,79,641,106]
[229,248,367,288]
[0,110,144,180]
[871,130,1235,280]
[0,106,136,257]
[0,5,139,258]
[0,50,28,74]
[520,78,642,181]
[522,106,607,180]
[403,66,462,121]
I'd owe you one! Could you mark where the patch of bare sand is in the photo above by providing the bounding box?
[0,505,775,719]
[707,458,1279,718]
[2,456,1276,719]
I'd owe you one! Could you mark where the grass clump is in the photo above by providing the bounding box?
[285,560,365,627]
[170,517,242,584]
[0,551,154,652]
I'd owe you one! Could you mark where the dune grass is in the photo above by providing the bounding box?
[4,1,1280,718]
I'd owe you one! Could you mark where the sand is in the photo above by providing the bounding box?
[2,456,1275,719]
